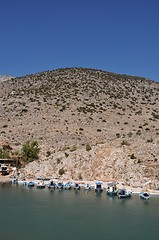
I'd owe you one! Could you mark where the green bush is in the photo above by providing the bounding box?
[78,172,83,180]
[86,144,92,151]
[136,130,142,135]
[116,133,120,138]
[56,158,61,164]
[127,132,133,137]
[46,151,51,157]
[130,153,136,159]
[65,152,69,158]
[0,144,13,159]
[59,168,65,176]
[121,140,130,146]
[21,140,40,162]
[0,148,10,159]
[70,145,77,152]
[97,129,102,132]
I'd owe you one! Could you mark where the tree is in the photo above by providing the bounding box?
[0,144,12,159]
[0,147,10,159]
[22,140,40,162]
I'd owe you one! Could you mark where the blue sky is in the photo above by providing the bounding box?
[0,0,159,82]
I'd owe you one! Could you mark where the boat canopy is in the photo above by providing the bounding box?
[96,182,103,184]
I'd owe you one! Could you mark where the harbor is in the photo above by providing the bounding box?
[1,172,159,198]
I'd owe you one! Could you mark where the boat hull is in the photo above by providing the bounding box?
[118,194,131,198]
[139,192,150,200]
[37,185,45,189]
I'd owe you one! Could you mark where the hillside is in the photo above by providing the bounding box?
[0,68,159,189]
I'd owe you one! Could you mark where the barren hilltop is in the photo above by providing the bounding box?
[0,68,159,189]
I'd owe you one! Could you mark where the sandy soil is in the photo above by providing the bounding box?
[0,174,12,183]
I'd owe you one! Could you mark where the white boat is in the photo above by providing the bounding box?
[107,183,118,195]
[94,182,103,192]
[74,183,80,190]
[37,181,45,189]
[139,191,150,200]
[118,189,132,198]
[84,183,91,191]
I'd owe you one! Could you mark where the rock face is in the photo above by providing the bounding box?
[0,68,159,189]
[0,75,14,82]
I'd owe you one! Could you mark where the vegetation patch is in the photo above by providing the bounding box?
[21,141,40,163]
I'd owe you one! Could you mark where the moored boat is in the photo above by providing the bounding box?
[94,182,103,192]
[65,182,72,190]
[139,191,150,200]
[27,181,35,187]
[74,183,80,190]
[11,178,18,184]
[107,183,118,196]
[84,183,91,191]
[48,180,56,190]
[37,181,45,189]
[117,189,132,198]
[57,181,64,190]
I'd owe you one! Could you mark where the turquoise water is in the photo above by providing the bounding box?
[0,184,159,240]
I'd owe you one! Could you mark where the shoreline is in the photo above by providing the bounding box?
[1,174,159,196]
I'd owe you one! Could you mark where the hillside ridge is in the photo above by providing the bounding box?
[0,67,159,189]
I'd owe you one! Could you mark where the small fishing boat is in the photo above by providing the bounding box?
[48,180,56,190]
[94,182,103,192]
[84,183,91,191]
[139,191,150,200]
[11,178,18,184]
[37,181,45,189]
[56,181,64,190]
[74,183,80,190]
[23,181,28,186]
[27,181,35,187]
[118,189,132,198]
[65,182,72,190]
[107,183,118,196]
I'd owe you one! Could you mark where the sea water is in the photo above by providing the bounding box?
[0,184,159,240]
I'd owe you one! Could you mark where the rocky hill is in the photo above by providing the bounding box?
[0,68,159,189]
